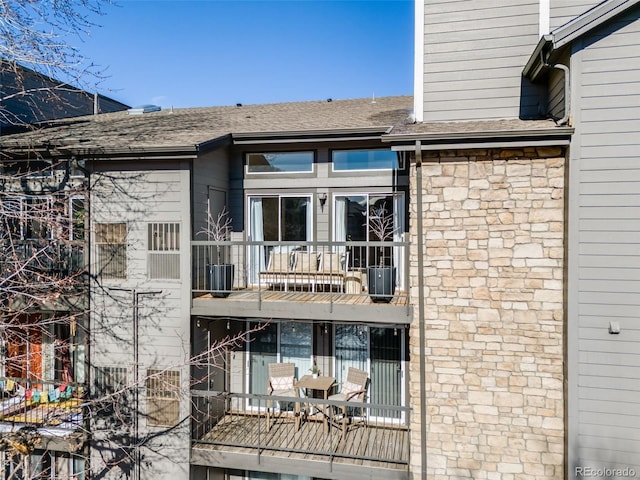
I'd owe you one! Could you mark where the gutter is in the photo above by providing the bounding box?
[383,126,573,147]
[522,44,571,126]
[522,35,554,81]
[231,126,394,145]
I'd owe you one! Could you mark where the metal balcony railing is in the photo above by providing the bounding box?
[1,240,86,280]
[191,240,410,309]
[191,390,409,470]
[0,377,85,431]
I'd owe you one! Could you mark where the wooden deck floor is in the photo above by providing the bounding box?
[193,413,409,472]
[194,289,408,307]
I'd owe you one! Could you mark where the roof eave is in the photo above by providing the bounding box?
[231,126,393,145]
[0,143,200,159]
[552,0,639,49]
[383,126,574,144]
[522,35,554,81]
[524,0,640,80]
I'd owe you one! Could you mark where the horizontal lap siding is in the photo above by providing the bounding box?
[574,8,640,473]
[550,1,601,30]
[422,0,540,121]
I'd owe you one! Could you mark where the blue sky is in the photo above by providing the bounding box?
[77,0,414,109]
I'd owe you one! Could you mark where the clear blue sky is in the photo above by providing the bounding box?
[76,0,414,109]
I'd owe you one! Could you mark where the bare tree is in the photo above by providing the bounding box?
[0,156,261,478]
[0,0,112,127]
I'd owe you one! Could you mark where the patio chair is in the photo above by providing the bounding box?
[266,362,301,431]
[328,367,369,439]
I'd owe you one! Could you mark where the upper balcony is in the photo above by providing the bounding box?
[1,240,87,311]
[191,240,411,323]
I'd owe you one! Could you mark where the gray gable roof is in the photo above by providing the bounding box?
[0,96,413,155]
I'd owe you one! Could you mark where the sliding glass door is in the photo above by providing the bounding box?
[248,322,278,406]
[334,325,405,421]
[334,193,405,289]
[247,321,312,406]
[248,195,312,284]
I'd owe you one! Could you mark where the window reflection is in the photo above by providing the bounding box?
[247,152,314,173]
[332,149,400,171]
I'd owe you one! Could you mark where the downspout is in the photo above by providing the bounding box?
[541,50,571,126]
[415,140,427,480]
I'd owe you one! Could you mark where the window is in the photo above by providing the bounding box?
[1,198,23,239]
[332,149,401,171]
[70,197,86,241]
[248,195,312,284]
[146,369,180,427]
[247,322,312,397]
[1,197,54,240]
[93,366,129,420]
[2,159,54,177]
[147,223,180,279]
[246,152,314,173]
[95,223,127,279]
[24,451,86,479]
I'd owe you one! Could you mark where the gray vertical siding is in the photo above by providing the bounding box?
[550,0,602,31]
[422,0,541,121]
[192,149,231,237]
[569,7,640,476]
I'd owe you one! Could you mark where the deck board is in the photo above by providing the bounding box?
[194,289,407,306]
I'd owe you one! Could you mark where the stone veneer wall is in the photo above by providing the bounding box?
[409,148,566,480]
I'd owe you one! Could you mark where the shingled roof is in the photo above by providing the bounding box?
[0,96,414,155]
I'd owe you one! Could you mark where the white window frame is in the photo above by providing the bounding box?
[246,193,313,285]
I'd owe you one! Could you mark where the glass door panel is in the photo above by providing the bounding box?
[370,327,402,419]
[248,322,277,406]
[281,197,309,241]
[261,197,279,242]
[334,325,368,387]
[280,322,312,379]
[247,195,312,285]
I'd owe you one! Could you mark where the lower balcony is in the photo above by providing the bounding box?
[0,377,86,453]
[191,391,410,480]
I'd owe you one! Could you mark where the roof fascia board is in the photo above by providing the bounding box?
[60,145,199,157]
[382,126,573,143]
[233,135,385,145]
[391,138,570,151]
[552,0,638,49]
[196,134,233,153]
[232,126,391,143]
[522,35,554,80]
[523,0,639,80]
